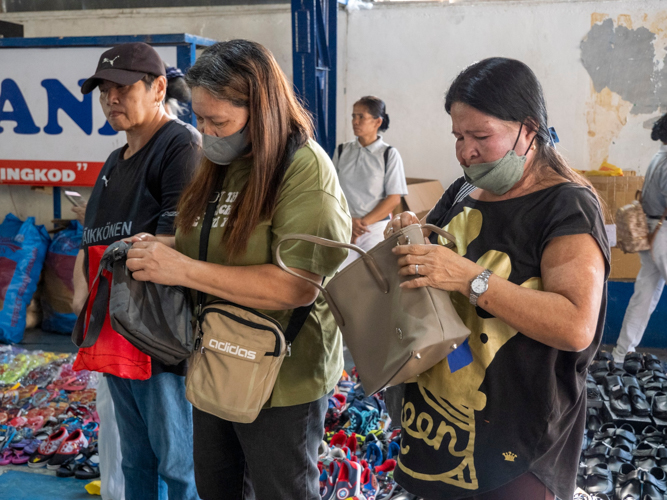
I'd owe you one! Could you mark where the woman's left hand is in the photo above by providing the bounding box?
[392,243,483,294]
[126,241,191,286]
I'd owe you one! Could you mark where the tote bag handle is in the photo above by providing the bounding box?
[274,224,456,326]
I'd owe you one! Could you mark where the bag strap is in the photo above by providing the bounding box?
[337,143,344,160]
[274,224,456,327]
[383,146,393,173]
[195,169,227,316]
[283,299,316,346]
[72,264,110,348]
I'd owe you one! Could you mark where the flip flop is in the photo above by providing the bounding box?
[30,389,51,408]
[11,449,30,465]
[0,426,17,451]
[0,449,12,466]
[27,416,44,432]
[8,416,28,429]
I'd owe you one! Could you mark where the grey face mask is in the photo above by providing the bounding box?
[461,124,535,196]
[202,122,251,165]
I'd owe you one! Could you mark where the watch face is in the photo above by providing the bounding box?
[471,278,487,295]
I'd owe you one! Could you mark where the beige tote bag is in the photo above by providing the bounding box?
[275,223,470,395]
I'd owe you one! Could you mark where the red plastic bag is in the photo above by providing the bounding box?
[73,245,151,380]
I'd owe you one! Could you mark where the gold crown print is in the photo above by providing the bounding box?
[503,452,517,462]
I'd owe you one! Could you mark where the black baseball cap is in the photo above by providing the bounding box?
[81,42,166,94]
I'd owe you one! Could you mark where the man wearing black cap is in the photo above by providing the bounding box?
[73,42,200,500]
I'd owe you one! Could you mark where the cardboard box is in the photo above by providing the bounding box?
[588,175,644,224]
[393,178,445,220]
[609,247,642,280]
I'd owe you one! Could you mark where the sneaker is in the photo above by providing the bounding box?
[366,441,384,469]
[321,459,342,500]
[28,428,69,468]
[47,429,88,470]
[361,467,378,498]
[334,459,364,499]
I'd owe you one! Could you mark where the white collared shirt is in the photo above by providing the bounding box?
[333,136,408,218]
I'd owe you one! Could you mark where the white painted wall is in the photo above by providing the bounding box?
[2,0,665,225]
[337,0,667,188]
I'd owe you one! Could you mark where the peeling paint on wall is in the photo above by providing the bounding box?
[581,13,667,169]
[581,18,658,115]
[585,86,632,171]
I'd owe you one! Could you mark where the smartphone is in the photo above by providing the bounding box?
[64,190,87,208]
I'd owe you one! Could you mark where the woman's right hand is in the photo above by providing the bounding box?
[383,211,420,239]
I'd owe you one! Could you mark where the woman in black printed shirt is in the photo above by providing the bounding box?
[386,58,609,500]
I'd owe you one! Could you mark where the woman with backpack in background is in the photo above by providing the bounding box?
[333,96,408,268]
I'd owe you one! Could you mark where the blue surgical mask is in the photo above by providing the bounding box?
[461,123,535,196]
[202,122,251,165]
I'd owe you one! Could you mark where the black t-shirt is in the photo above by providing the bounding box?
[82,118,200,377]
[394,178,610,500]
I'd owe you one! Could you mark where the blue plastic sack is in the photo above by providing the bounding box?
[0,214,50,344]
[41,221,82,334]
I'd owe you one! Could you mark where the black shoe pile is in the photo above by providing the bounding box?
[589,351,667,420]
[581,350,667,497]
[579,422,667,497]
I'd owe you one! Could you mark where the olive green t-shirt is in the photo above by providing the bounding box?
[175,139,352,407]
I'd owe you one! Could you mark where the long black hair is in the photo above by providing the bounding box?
[652,114,667,143]
[355,96,390,132]
[445,57,592,191]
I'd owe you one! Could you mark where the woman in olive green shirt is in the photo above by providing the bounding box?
[125,40,351,500]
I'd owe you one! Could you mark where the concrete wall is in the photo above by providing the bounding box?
[2,0,666,225]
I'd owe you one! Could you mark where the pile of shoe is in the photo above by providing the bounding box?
[0,347,99,480]
[318,371,418,499]
[579,421,667,497]
[589,351,666,420]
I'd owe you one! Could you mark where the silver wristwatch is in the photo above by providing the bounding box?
[469,269,493,306]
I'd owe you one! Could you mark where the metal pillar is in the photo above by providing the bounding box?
[292,0,337,157]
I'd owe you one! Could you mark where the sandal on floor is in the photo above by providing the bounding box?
[642,426,666,446]
[642,467,667,500]
[628,385,650,416]
[653,392,667,420]
[624,352,644,375]
[633,442,660,470]
[596,350,614,362]
[607,444,633,475]
[586,406,602,433]
[614,423,638,449]
[11,449,30,465]
[587,377,603,405]
[645,354,665,373]
[585,463,613,495]
[74,454,100,480]
[590,360,613,384]
[608,382,632,417]
[0,449,12,466]
[615,463,641,500]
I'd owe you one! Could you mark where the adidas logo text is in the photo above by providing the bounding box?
[208,339,256,360]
